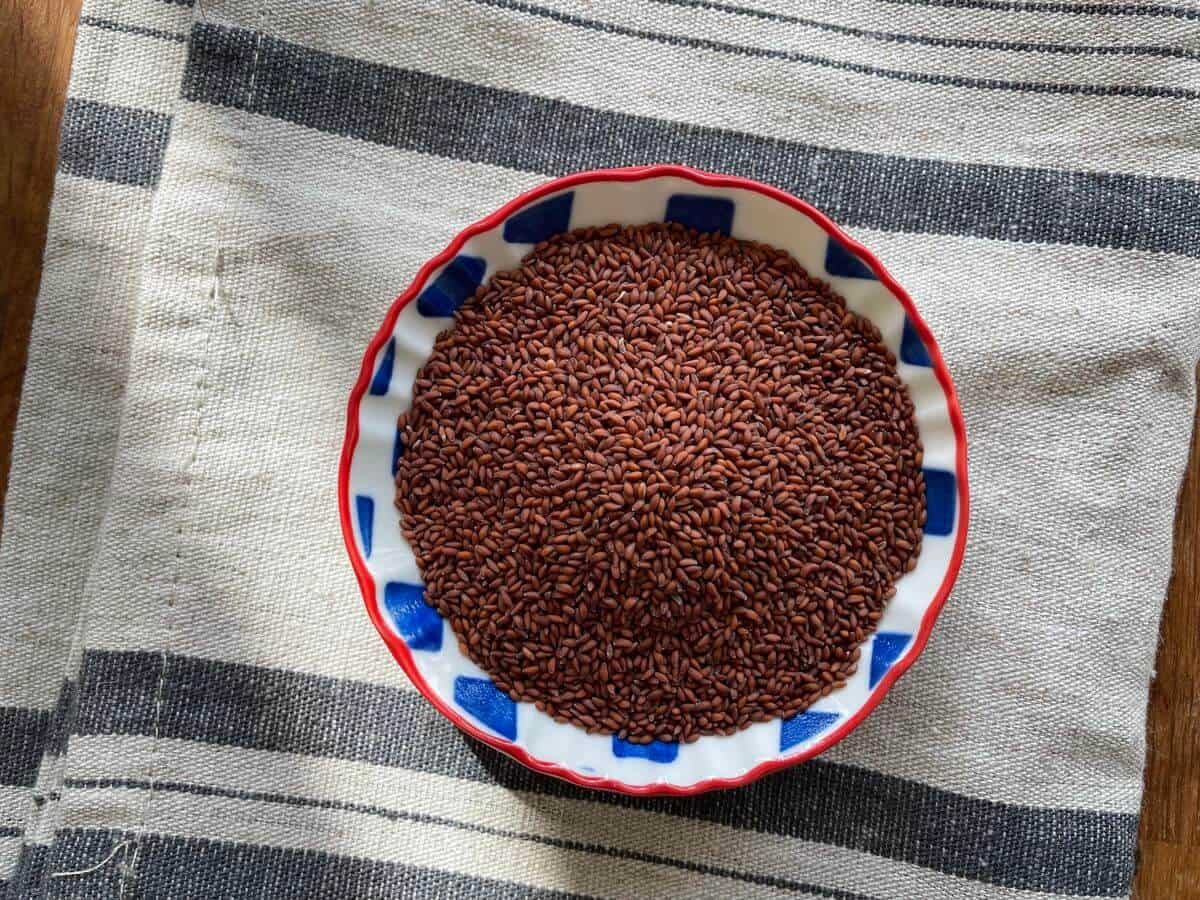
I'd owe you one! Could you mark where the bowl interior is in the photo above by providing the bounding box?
[342,169,965,793]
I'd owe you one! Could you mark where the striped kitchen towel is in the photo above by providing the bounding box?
[3,0,1199,897]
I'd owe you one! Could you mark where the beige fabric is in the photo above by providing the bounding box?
[0,0,193,876]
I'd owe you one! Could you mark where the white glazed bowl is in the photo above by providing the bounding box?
[339,165,969,795]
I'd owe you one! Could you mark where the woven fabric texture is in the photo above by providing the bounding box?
[2,1,1199,897]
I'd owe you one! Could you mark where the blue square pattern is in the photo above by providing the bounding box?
[417,255,487,318]
[900,317,933,367]
[924,468,956,536]
[869,632,911,689]
[454,676,518,740]
[503,192,574,244]
[368,337,396,396]
[612,737,679,764]
[664,194,735,236]
[355,495,375,559]
[780,710,840,752]
[383,582,443,652]
[823,237,877,280]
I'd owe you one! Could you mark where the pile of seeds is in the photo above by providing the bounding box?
[396,223,925,744]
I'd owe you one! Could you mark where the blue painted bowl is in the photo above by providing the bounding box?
[339,165,969,795]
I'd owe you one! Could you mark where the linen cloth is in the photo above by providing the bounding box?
[3,0,1199,897]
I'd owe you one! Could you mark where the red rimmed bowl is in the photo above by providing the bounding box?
[339,165,968,795]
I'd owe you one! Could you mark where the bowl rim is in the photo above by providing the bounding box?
[338,163,970,796]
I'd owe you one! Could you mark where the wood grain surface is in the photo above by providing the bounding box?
[0,0,78,518]
[0,2,1196,895]
[1137,401,1200,899]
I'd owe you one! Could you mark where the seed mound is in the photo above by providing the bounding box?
[396,222,925,744]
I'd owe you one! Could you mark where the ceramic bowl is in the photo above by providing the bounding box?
[339,164,968,795]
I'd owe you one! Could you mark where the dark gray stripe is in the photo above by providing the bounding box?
[57,99,171,188]
[0,681,77,791]
[649,0,1200,59]
[45,829,586,900]
[4,843,48,900]
[43,678,77,761]
[0,708,49,787]
[64,778,875,900]
[470,0,1197,99]
[79,15,188,43]
[73,650,1137,896]
[181,23,1200,258]
[876,0,1200,17]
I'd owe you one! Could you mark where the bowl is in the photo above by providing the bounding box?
[338,164,968,795]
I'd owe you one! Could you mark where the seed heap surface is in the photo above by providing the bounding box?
[395,223,925,744]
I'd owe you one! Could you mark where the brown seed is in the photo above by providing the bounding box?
[395,222,925,743]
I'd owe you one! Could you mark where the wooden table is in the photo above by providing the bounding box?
[1,1,1196,895]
